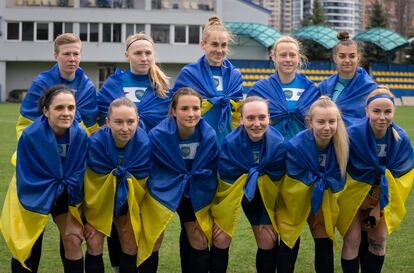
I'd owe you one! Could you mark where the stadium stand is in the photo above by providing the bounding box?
[234,61,414,105]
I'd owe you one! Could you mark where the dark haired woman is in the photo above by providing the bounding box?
[318,31,376,126]
[1,85,89,273]
[138,87,219,273]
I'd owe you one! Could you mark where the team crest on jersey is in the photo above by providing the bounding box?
[214,77,220,87]
[376,144,387,157]
[284,89,293,99]
[135,89,145,100]
[180,146,191,157]
[57,144,68,158]
[124,87,146,103]
[318,154,326,167]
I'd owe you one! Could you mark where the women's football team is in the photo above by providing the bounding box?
[1,15,413,273]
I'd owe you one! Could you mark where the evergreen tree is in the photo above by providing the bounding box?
[403,28,414,64]
[363,0,389,65]
[311,0,326,25]
[300,0,330,61]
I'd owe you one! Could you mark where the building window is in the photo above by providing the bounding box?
[80,23,88,41]
[7,22,20,40]
[113,24,121,42]
[151,24,169,44]
[99,65,116,88]
[103,24,111,42]
[90,23,99,42]
[126,24,145,38]
[189,25,200,44]
[22,22,34,41]
[174,25,186,44]
[36,23,49,41]
[53,22,73,39]
[103,23,122,42]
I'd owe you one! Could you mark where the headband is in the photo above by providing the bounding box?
[366,94,394,106]
[126,37,152,51]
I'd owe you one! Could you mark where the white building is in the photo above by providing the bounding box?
[0,0,271,101]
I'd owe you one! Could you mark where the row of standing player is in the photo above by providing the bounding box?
[1,14,413,273]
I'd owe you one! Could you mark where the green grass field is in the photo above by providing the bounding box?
[1,103,414,272]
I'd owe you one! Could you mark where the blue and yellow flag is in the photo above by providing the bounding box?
[19,64,98,133]
[337,118,414,236]
[172,55,243,143]
[277,130,344,248]
[1,117,88,268]
[247,73,319,138]
[138,118,219,265]
[96,68,171,131]
[211,126,285,237]
[318,68,376,126]
[84,127,151,266]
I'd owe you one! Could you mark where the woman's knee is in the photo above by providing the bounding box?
[252,225,277,249]
[86,233,104,255]
[184,222,208,250]
[212,227,231,249]
[117,229,137,255]
[62,232,83,252]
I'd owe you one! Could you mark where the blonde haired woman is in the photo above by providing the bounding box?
[338,86,414,273]
[97,33,170,131]
[247,35,320,140]
[172,16,243,145]
[276,96,348,273]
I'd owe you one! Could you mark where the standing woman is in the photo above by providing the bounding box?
[211,96,285,273]
[17,33,97,138]
[138,88,219,273]
[97,33,170,131]
[318,31,376,126]
[247,35,320,140]
[83,98,153,273]
[172,16,243,144]
[338,86,414,273]
[276,96,348,273]
[1,85,89,273]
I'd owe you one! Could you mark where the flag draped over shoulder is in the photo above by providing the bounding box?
[138,118,218,265]
[337,118,414,236]
[247,73,319,136]
[1,116,88,268]
[277,129,344,248]
[84,127,151,235]
[96,68,170,131]
[318,68,376,126]
[172,56,243,141]
[211,126,285,237]
[19,64,98,129]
